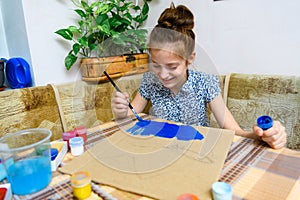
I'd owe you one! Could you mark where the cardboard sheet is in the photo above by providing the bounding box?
[59,122,234,200]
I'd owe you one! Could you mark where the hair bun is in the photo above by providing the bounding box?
[157,4,194,32]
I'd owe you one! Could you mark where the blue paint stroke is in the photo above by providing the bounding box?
[126,120,204,141]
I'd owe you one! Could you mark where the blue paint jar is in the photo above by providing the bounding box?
[0,128,52,195]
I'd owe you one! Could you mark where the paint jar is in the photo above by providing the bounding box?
[74,126,87,144]
[212,182,232,200]
[0,128,52,195]
[69,137,84,156]
[71,171,92,200]
[62,130,76,150]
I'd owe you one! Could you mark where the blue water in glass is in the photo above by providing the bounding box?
[7,156,52,195]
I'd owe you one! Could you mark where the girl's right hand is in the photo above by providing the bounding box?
[111,91,130,119]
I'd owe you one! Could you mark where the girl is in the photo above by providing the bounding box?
[111,3,286,149]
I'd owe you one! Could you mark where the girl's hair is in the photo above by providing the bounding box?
[148,3,195,59]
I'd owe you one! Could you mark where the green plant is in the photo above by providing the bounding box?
[55,0,152,70]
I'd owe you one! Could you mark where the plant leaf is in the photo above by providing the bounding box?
[119,17,131,26]
[96,14,109,25]
[89,43,98,51]
[65,53,77,70]
[97,21,111,35]
[72,43,81,55]
[55,29,73,40]
[68,25,81,34]
[96,4,112,15]
[78,36,89,47]
[80,0,90,12]
[119,2,132,12]
[141,1,149,16]
[74,9,86,18]
[123,12,133,22]
[132,5,140,11]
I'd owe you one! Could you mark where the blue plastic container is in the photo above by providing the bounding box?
[5,57,32,89]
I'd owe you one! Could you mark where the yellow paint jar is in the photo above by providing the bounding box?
[71,171,92,199]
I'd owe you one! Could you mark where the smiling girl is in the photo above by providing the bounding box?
[111,3,286,149]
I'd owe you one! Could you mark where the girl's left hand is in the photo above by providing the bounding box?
[253,121,287,149]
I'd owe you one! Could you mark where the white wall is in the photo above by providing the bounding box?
[206,0,300,76]
[1,0,300,86]
[0,9,8,58]
[147,0,300,76]
[22,0,82,86]
[0,0,35,86]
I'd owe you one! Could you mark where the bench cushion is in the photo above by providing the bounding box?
[226,73,300,150]
[0,85,63,140]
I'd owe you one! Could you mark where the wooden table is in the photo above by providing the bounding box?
[13,117,300,200]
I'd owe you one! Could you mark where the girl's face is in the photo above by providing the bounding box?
[150,48,194,95]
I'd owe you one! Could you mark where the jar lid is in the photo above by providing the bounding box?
[257,115,273,130]
[71,171,91,187]
[50,148,58,161]
[42,148,58,161]
[69,137,84,146]
[62,131,76,140]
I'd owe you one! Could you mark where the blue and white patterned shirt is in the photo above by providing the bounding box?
[138,69,220,126]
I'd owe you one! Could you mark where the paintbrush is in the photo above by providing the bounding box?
[103,71,143,121]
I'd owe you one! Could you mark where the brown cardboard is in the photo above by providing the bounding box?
[59,122,234,200]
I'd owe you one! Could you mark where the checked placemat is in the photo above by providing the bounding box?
[12,116,300,200]
[220,137,300,200]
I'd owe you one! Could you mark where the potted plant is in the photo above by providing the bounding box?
[55,0,151,81]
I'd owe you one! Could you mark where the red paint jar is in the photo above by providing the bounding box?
[74,126,87,144]
[62,130,76,150]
